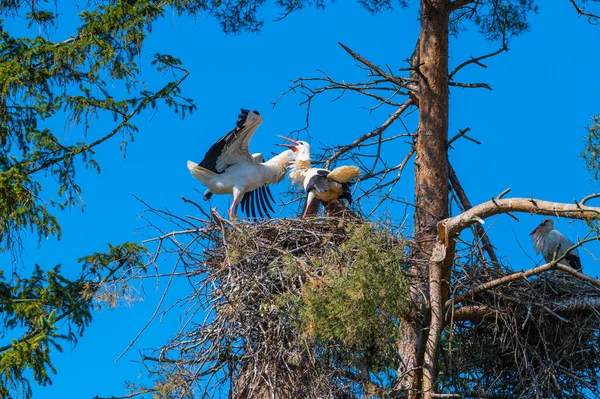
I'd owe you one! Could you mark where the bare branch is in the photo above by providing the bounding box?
[569,0,600,23]
[448,163,500,267]
[93,389,156,399]
[443,197,600,238]
[496,187,511,199]
[448,127,482,147]
[581,192,600,205]
[449,305,495,323]
[449,44,508,79]
[446,262,557,308]
[449,81,492,90]
[555,263,600,287]
[325,99,414,168]
[338,42,415,90]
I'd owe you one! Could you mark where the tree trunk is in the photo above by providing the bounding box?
[397,1,450,397]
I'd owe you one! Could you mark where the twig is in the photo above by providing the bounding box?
[448,163,500,267]
[446,262,557,308]
[325,99,413,168]
[449,43,508,78]
[338,42,414,89]
[569,0,600,23]
[93,390,156,399]
[449,82,492,90]
[581,192,600,205]
[497,188,511,199]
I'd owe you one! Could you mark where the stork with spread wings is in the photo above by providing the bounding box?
[187,109,295,220]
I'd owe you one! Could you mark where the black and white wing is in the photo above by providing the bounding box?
[240,185,277,219]
[198,109,262,173]
[305,169,331,193]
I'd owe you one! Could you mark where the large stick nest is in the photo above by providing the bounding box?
[149,214,409,399]
[447,263,600,398]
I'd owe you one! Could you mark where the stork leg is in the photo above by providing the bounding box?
[301,191,318,219]
[229,188,244,220]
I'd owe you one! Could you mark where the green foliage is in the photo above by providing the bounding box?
[301,223,410,369]
[0,242,145,398]
[0,1,184,396]
[0,1,195,253]
[451,0,538,40]
[582,115,600,181]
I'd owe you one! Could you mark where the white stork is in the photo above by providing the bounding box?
[278,137,361,218]
[530,218,582,270]
[187,109,295,220]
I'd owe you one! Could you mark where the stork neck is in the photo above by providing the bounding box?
[263,151,294,184]
[289,159,312,186]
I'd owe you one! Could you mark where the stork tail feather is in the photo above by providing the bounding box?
[327,165,360,183]
[187,161,217,183]
[565,253,583,271]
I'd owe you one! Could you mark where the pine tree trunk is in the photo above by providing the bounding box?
[397,1,449,397]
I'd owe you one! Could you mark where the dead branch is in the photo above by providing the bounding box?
[569,0,600,23]
[448,163,500,267]
[325,99,414,168]
[447,127,482,147]
[581,192,600,205]
[93,390,156,399]
[338,42,417,91]
[449,82,492,90]
[443,197,600,238]
[449,44,508,79]
[446,262,556,308]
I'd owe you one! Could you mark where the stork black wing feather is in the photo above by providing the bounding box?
[198,109,250,173]
[565,253,582,271]
[259,186,275,214]
[256,186,272,218]
[240,191,251,216]
[254,189,265,219]
[265,186,276,204]
[248,188,257,219]
[198,127,238,173]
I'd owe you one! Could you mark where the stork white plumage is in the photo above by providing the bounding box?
[530,218,582,270]
[278,137,360,218]
[187,109,295,220]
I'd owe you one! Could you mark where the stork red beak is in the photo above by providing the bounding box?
[276,135,300,152]
[530,226,539,236]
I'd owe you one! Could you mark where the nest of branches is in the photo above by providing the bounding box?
[144,213,410,398]
[447,263,600,398]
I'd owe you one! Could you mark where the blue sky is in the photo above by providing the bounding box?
[8,1,599,398]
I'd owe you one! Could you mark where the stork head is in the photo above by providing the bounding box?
[276,136,311,160]
[530,218,554,236]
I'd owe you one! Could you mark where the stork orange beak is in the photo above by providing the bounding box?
[276,135,300,152]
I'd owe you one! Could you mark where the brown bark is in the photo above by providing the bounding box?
[397,1,450,397]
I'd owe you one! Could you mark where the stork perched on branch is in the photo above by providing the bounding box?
[278,137,360,218]
[187,109,295,220]
[530,218,582,270]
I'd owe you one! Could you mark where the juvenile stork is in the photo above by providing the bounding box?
[530,218,582,270]
[278,137,360,218]
[187,109,295,220]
